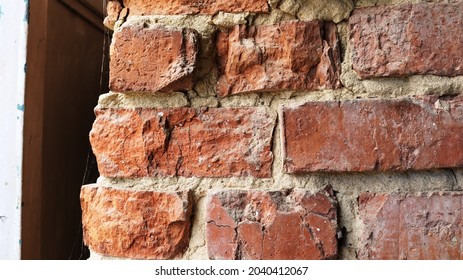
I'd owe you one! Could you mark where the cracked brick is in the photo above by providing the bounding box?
[216,20,342,96]
[90,107,274,178]
[206,188,338,260]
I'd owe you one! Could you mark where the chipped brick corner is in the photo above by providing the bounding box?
[81,184,193,259]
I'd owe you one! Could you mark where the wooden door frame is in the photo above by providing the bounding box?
[59,0,105,31]
[22,0,105,259]
[22,0,48,260]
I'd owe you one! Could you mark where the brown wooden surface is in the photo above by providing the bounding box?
[22,0,107,259]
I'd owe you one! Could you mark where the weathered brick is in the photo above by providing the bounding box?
[90,107,274,178]
[350,2,463,78]
[282,95,463,173]
[80,184,193,259]
[217,20,342,96]
[110,22,199,93]
[359,192,463,260]
[119,0,268,15]
[206,188,338,260]
[104,0,123,29]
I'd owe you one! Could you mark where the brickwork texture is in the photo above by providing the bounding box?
[83,0,463,260]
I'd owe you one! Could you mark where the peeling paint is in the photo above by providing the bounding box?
[0,5,4,20]
[16,104,24,111]
[23,0,29,22]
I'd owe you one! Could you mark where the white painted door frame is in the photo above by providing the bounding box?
[0,0,29,259]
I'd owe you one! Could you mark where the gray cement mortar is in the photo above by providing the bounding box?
[93,0,463,260]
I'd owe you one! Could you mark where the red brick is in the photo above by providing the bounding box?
[217,21,342,96]
[110,23,198,93]
[282,95,463,173]
[80,184,193,259]
[350,2,463,78]
[120,0,268,15]
[206,188,338,260]
[359,192,463,260]
[90,107,274,178]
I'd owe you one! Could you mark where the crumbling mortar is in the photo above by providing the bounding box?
[449,169,459,190]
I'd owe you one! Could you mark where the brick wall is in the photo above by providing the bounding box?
[82,0,463,260]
